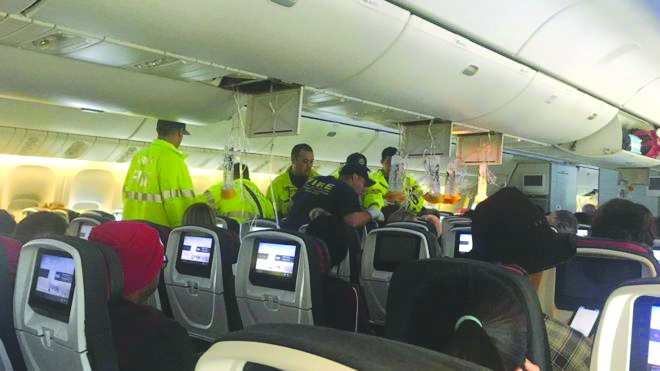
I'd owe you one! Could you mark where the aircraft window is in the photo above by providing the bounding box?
[28,249,76,322]
[249,239,300,292]
[175,232,215,278]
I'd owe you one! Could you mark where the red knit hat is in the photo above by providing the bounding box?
[89,221,164,297]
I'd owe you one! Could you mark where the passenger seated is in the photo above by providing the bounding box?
[468,188,590,371]
[546,210,578,235]
[307,215,371,333]
[591,198,655,246]
[573,212,593,226]
[182,202,216,226]
[89,221,196,371]
[386,207,441,236]
[0,235,21,284]
[14,211,68,244]
[581,203,596,215]
[0,209,16,235]
[407,267,538,371]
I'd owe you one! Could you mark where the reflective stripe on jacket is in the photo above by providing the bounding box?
[122,139,195,227]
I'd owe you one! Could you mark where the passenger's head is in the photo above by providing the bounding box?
[591,198,655,246]
[546,210,578,235]
[0,209,16,234]
[469,187,576,274]
[581,203,596,215]
[14,211,68,243]
[573,212,593,226]
[381,147,398,176]
[387,208,417,223]
[340,162,375,195]
[407,268,527,371]
[156,119,190,148]
[233,163,249,180]
[290,143,314,177]
[90,221,164,303]
[182,203,216,226]
[306,215,348,269]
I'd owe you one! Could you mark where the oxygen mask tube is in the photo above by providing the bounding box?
[265,83,280,228]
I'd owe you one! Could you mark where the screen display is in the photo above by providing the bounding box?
[254,242,297,277]
[216,222,226,229]
[28,250,76,322]
[251,226,270,232]
[649,306,660,369]
[576,228,589,237]
[78,224,93,240]
[180,235,213,265]
[455,232,473,255]
[374,232,421,272]
[523,175,543,186]
[654,249,660,262]
[555,256,642,310]
[570,306,600,337]
[630,296,660,370]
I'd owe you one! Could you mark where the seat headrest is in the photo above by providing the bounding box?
[306,215,348,268]
[577,237,653,255]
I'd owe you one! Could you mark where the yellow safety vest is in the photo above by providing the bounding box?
[266,167,319,217]
[364,169,424,212]
[199,179,274,223]
[122,139,195,227]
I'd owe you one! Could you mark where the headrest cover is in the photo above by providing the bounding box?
[90,221,163,297]
[470,187,576,273]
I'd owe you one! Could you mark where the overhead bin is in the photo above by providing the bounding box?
[330,15,534,121]
[0,0,38,13]
[0,44,234,124]
[28,0,410,87]
[517,0,660,107]
[388,0,581,55]
[624,78,660,125]
[465,73,616,144]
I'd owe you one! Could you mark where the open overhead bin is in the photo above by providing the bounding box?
[0,44,234,125]
[28,0,410,87]
[465,73,617,144]
[330,15,534,121]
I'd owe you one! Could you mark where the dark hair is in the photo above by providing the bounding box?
[381,147,398,161]
[381,205,402,222]
[233,163,249,180]
[407,268,527,371]
[591,198,655,246]
[0,209,16,235]
[573,212,593,226]
[15,211,68,243]
[306,215,348,268]
[291,144,313,159]
[550,210,578,234]
[182,203,216,226]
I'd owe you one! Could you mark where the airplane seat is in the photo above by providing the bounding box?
[132,220,174,317]
[235,230,330,327]
[65,213,111,240]
[216,216,240,236]
[13,235,123,371]
[440,225,472,258]
[590,279,660,370]
[164,225,242,342]
[196,324,487,371]
[538,237,660,324]
[360,227,433,325]
[576,224,591,237]
[239,219,279,240]
[385,258,552,371]
[440,217,471,238]
[304,216,361,284]
[385,222,441,257]
[0,239,26,371]
[82,210,116,222]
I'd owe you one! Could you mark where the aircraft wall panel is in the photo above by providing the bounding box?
[68,169,115,211]
[1,165,56,212]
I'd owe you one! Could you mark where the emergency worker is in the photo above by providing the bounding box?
[267,143,318,217]
[199,163,274,223]
[122,120,195,228]
[364,147,424,213]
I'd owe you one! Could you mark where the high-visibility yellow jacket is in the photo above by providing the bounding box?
[198,179,274,223]
[364,169,424,212]
[266,167,319,217]
[122,139,195,227]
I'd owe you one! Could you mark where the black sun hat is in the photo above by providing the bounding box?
[468,187,576,274]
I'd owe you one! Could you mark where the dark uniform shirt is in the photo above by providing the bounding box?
[285,176,362,231]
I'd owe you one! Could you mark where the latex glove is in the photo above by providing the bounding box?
[367,206,385,222]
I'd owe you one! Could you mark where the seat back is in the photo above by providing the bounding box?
[590,279,660,371]
[14,236,122,371]
[387,221,429,232]
[538,237,660,323]
[65,216,104,240]
[235,230,327,327]
[196,324,488,371]
[215,216,240,235]
[164,225,242,341]
[360,227,431,324]
[386,258,552,371]
[441,226,472,258]
[0,239,25,371]
[240,219,278,239]
[441,217,471,236]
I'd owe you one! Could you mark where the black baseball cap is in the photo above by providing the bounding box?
[157,119,190,135]
[346,152,368,167]
[340,162,376,187]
